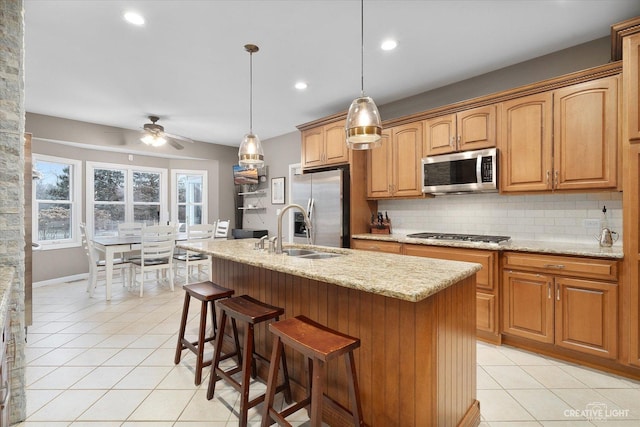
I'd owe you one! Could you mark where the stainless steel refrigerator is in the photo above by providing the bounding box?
[291,167,350,248]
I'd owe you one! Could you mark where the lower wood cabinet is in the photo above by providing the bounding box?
[351,239,402,254]
[403,244,500,342]
[502,252,618,359]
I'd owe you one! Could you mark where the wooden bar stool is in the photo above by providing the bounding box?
[261,315,364,427]
[207,295,292,427]
[174,281,235,385]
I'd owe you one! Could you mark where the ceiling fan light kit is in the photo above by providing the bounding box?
[345,0,382,150]
[238,43,265,168]
[141,134,167,147]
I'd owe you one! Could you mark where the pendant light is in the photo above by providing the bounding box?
[238,44,265,167]
[345,0,382,150]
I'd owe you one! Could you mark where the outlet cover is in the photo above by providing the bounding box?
[583,219,600,228]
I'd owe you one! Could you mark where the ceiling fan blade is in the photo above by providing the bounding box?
[168,139,185,150]
[164,131,194,143]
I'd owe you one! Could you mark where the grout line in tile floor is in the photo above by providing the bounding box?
[15,278,640,426]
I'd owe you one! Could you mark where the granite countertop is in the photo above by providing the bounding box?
[0,267,14,329]
[352,233,624,259]
[177,239,481,302]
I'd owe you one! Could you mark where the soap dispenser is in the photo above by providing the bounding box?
[597,206,619,247]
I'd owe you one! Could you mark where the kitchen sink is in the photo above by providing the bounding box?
[283,249,317,256]
[283,248,343,259]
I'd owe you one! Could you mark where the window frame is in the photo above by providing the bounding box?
[87,161,168,236]
[171,169,208,231]
[32,154,82,250]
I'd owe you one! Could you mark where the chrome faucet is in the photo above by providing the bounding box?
[276,203,311,254]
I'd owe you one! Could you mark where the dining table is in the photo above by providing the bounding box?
[92,232,187,300]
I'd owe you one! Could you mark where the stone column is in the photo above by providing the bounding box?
[0,0,27,422]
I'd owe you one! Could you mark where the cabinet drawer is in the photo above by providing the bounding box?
[503,252,618,281]
[351,239,402,254]
[404,244,497,290]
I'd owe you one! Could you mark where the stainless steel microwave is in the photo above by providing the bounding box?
[421,148,498,195]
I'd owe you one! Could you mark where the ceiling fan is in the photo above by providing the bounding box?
[140,115,193,150]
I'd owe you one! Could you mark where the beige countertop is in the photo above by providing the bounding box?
[0,267,14,329]
[352,233,624,259]
[177,239,481,302]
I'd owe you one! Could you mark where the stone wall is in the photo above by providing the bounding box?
[0,0,27,422]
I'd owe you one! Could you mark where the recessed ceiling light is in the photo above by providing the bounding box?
[381,39,397,51]
[124,11,145,26]
[294,81,308,90]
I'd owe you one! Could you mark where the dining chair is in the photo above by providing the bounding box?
[214,219,230,239]
[128,225,176,297]
[173,223,215,285]
[117,222,144,261]
[80,223,128,297]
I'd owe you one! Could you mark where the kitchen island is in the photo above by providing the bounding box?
[177,239,482,427]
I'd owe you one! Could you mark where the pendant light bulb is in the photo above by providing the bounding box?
[346,0,382,150]
[238,44,265,167]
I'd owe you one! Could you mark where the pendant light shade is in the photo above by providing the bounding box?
[346,0,382,150]
[238,44,265,167]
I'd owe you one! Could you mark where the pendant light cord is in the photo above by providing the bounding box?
[360,0,364,97]
[249,50,253,134]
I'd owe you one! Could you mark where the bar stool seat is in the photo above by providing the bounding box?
[261,315,364,427]
[174,281,234,385]
[207,295,292,427]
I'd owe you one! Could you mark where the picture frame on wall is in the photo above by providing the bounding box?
[271,177,285,204]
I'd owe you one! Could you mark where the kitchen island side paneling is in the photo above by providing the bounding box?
[209,256,479,427]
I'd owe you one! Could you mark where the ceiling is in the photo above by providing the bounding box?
[24,0,640,148]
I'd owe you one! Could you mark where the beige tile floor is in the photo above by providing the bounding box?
[15,276,640,426]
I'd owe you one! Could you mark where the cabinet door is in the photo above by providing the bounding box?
[502,270,554,343]
[367,130,393,198]
[554,76,618,190]
[301,127,324,169]
[623,33,640,143]
[499,92,553,192]
[555,277,617,359]
[392,122,423,197]
[477,292,496,334]
[457,104,496,152]
[324,120,349,166]
[423,114,456,156]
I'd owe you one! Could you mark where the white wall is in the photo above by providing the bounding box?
[379,191,623,245]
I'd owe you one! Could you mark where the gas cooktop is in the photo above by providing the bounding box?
[406,232,511,244]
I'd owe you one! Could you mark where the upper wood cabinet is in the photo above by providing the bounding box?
[301,119,349,170]
[423,104,496,156]
[624,33,640,143]
[367,122,423,198]
[553,76,619,191]
[500,92,553,192]
[500,76,619,193]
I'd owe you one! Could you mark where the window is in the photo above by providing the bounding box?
[171,170,207,231]
[32,155,82,249]
[88,162,167,236]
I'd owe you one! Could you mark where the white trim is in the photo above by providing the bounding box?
[32,154,83,250]
[87,161,168,235]
[171,169,208,227]
[32,136,212,160]
[33,273,89,288]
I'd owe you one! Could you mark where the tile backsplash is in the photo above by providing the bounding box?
[378,191,623,245]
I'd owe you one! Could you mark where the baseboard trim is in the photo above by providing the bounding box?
[33,273,88,288]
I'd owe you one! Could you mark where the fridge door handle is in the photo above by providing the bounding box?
[308,198,315,220]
